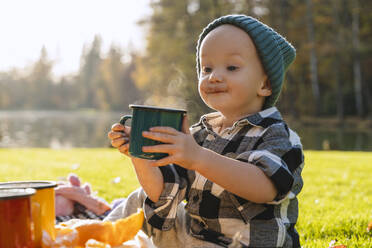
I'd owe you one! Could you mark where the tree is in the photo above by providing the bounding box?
[78,35,103,109]
[28,46,54,109]
[351,0,363,117]
[331,0,344,121]
[100,46,141,111]
[306,0,321,115]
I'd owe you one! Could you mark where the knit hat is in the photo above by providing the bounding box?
[196,14,296,109]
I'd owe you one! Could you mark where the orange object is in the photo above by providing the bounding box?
[44,209,144,247]
[0,181,57,248]
[0,188,36,248]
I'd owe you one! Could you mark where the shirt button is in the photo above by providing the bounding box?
[193,195,199,202]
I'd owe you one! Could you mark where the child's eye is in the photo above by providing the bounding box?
[202,67,212,73]
[227,66,238,71]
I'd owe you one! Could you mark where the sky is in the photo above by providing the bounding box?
[0,0,151,77]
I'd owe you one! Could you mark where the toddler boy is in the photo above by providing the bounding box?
[108,14,304,248]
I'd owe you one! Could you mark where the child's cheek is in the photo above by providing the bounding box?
[198,77,208,91]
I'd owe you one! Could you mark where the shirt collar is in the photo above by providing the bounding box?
[196,107,283,131]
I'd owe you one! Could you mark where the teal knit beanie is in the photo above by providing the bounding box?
[196,14,296,109]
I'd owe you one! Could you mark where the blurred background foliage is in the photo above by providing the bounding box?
[1,0,372,124]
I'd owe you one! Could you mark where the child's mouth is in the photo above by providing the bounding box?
[204,85,228,94]
[207,90,226,94]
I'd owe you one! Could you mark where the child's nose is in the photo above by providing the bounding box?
[209,70,223,83]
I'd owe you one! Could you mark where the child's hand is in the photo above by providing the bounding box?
[108,123,131,156]
[108,123,163,168]
[142,116,202,170]
[109,123,165,202]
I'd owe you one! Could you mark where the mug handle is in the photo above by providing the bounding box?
[119,115,132,126]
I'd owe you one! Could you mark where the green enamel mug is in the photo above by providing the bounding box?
[120,104,186,160]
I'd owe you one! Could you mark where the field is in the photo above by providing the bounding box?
[0,149,371,247]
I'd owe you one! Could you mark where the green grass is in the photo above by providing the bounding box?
[298,151,372,247]
[0,148,139,202]
[0,149,371,247]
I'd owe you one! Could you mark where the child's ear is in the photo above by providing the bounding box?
[258,77,272,97]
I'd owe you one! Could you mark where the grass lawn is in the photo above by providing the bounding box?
[0,149,371,247]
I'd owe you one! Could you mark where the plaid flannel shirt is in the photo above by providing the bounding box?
[144,107,304,248]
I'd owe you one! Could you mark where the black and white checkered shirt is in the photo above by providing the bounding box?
[144,107,304,247]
